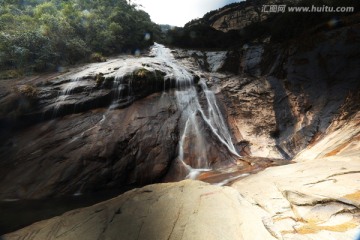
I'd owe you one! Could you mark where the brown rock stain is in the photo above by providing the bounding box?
[343,191,360,203]
[200,191,221,198]
[294,221,358,234]
[324,135,360,157]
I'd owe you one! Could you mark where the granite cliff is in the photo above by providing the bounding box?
[1,0,359,239]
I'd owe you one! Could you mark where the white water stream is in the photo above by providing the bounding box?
[150,43,239,178]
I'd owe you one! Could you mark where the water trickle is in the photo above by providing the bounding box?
[52,78,81,117]
[110,74,134,110]
[215,173,250,186]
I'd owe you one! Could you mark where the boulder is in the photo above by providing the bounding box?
[1,180,276,240]
[232,157,360,240]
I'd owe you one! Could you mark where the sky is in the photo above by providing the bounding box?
[133,0,241,27]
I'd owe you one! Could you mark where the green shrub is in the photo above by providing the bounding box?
[0,0,161,73]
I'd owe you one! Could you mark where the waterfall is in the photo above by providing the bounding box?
[151,43,239,178]
[52,77,80,117]
[198,79,238,155]
[52,43,239,179]
[110,61,137,109]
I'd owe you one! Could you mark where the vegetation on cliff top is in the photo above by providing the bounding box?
[0,0,161,74]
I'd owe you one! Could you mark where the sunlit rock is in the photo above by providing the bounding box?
[2,180,275,240]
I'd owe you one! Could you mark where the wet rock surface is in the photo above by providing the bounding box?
[0,93,180,199]
[0,60,171,126]
[0,56,176,200]
[0,45,239,202]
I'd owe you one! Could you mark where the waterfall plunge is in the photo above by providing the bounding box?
[151,43,239,179]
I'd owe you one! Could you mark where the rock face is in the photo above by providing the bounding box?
[4,117,360,240]
[2,24,358,201]
[212,25,360,159]
[0,93,180,199]
[242,45,264,77]
[0,55,182,199]
[1,8,360,239]
[232,113,360,240]
[1,30,360,240]
[0,58,170,123]
[187,0,277,32]
[263,26,360,157]
[173,26,359,160]
[0,44,240,200]
[168,23,359,159]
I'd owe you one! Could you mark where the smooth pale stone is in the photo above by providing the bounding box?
[3,180,276,240]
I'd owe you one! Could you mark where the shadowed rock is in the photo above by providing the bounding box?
[0,93,180,199]
[1,180,276,240]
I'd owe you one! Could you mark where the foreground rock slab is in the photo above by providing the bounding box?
[231,114,360,240]
[3,180,277,240]
[232,158,360,240]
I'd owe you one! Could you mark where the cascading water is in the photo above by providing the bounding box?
[53,60,119,116]
[198,80,238,155]
[53,43,239,180]
[53,78,80,116]
[150,43,239,179]
[110,61,138,109]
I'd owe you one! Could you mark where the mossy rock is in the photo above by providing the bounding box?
[132,68,165,82]
[134,68,148,78]
[128,68,166,98]
[95,73,106,87]
[133,68,165,80]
